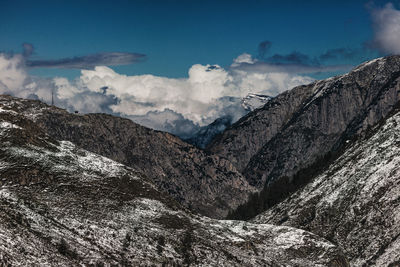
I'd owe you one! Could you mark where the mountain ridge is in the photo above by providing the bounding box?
[208,56,400,190]
[0,97,348,266]
[252,103,400,266]
[0,95,255,219]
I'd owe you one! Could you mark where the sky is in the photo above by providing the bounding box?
[1,0,400,138]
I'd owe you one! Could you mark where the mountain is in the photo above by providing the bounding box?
[0,96,348,266]
[2,55,400,266]
[208,56,400,190]
[186,93,271,149]
[185,116,233,149]
[241,93,272,112]
[207,83,314,172]
[252,106,400,266]
[0,95,254,219]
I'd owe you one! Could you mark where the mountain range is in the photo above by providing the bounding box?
[1,56,400,266]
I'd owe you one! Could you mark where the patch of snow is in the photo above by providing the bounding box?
[241,93,272,111]
[0,121,21,129]
[352,57,384,72]
[0,107,18,115]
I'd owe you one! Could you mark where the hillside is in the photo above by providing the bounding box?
[0,95,255,219]
[253,106,400,266]
[0,96,348,266]
[208,56,400,191]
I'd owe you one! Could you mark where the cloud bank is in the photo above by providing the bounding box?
[0,51,317,137]
[371,3,400,54]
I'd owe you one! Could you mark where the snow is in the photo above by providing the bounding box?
[4,140,137,182]
[0,121,22,136]
[0,107,18,114]
[241,93,272,111]
[254,109,400,266]
[0,121,21,129]
[352,57,384,72]
[304,57,387,108]
[0,94,346,266]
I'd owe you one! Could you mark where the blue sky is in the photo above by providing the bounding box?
[1,0,399,137]
[0,0,391,79]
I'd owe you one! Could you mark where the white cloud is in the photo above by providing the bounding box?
[0,52,314,137]
[0,54,27,92]
[231,53,257,66]
[371,3,400,54]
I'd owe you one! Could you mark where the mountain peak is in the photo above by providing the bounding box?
[241,93,272,111]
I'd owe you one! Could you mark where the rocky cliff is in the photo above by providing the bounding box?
[253,106,400,266]
[207,84,314,172]
[209,56,400,190]
[0,97,348,266]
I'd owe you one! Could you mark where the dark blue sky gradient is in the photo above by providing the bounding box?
[0,0,394,78]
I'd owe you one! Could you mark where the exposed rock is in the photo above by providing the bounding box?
[0,104,348,266]
[0,95,255,219]
[207,84,314,172]
[209,56,400,190]
[253,107,400,266]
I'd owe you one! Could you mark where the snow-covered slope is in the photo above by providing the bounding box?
[241,93,272,112]
[0,96,348,266]
[253,107,400,266]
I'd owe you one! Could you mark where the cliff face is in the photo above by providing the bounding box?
[0,95,255,219]
[208,56,400,189]
[207,84,315,172]
[0,97,348,266]
[253,107,400,266]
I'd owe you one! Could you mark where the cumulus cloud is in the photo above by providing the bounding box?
[0,50,318,138]
[26,52,146,69]
[370,3,400,55]
[0,54,27,93]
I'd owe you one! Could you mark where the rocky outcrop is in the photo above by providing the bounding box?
[253,107,400,266]
[0,95,255,219]
[0,102,348,266]
[207,84,314,172]
[209,56,400,190]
